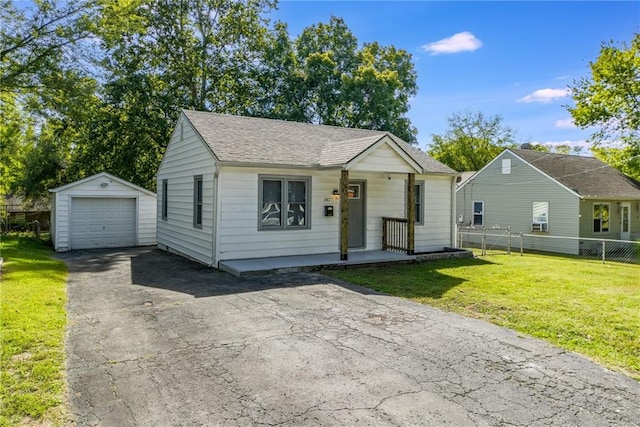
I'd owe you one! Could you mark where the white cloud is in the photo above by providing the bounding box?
[421,32,483,55]
[555,118,576,129]
[517,88,569,103]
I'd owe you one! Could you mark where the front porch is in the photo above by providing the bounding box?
[219,250,417,277]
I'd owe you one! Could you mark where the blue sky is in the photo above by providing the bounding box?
[271,1,640,152]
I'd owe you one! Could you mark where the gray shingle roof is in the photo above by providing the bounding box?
[511,148,640,199]
[183,110,456,174]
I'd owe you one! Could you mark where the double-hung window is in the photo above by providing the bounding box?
[259,176,310,230]
[532,201,549,231]
[472,201,484,226]
[593,203,609,233]
[193,175,203,228]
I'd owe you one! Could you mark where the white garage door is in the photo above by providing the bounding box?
[71,198,136,249]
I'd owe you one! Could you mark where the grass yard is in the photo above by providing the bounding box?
[327,251,640,380]
[0,234,68,426]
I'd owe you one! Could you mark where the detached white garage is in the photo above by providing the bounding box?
[50,172,157,252]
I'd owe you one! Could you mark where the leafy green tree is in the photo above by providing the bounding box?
[244,21,305,122]
[0,93,31,196]
[0,0,94,91]
[61,0,276,191]
[591,146,640,181]
[428,111,517,171]
[568,34,639,148]
[261,16,418,142]
[66,74,170,190]
[553,144,572,155]
[343,42,418,142]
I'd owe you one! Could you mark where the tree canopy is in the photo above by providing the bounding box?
[427,111,517,172]
[568,34,640,149]
[1,2,420,200]
[567,33,640,180]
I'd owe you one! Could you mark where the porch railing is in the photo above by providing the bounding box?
[382,217,408,253]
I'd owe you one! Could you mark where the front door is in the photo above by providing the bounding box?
[348,181,365,248]
[620,202,631,240]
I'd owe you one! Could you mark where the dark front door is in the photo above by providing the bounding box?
[348,181,365,248]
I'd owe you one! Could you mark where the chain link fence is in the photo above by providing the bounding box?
[457,226,640,265]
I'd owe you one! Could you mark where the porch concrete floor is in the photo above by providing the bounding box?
[219,250,416,276]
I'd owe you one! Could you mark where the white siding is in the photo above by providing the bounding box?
[217,167,338,261]
[52,174,156,252]
[217,168,454,261]
[456,152,580,254]
[350,143,415,173]
[156,115,216,265]
[416,175,455,252]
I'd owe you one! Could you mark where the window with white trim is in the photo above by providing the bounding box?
[193,175,203,228]
[473,201,484,226]
[502,158,511,174]
[532,201,548,232]
[259,176,310,230]
[593,203,609,233]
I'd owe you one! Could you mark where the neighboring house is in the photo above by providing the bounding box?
[456,147,640,254]
[156,110,458,267]
[50,172,157,252]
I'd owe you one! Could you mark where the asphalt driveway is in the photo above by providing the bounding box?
[61,248,640,426]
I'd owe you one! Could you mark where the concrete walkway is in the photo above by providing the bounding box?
[60,248,640,426]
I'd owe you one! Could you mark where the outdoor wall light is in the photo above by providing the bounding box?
[100,182,109,188]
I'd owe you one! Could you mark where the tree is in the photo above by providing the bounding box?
[428,111,517,171]
[591,146,640,181]
[257,16,418,142]
[66,73,170,190]
[343,42,418,142]
[568,34,640,149]
[0,92,31,196]
[0,0,95,92]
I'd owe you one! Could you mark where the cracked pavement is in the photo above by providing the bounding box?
[60,247,640,426]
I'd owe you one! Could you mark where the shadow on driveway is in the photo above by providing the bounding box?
[58,247,380,298]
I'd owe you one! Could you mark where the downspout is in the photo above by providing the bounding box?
[212,168,220,267]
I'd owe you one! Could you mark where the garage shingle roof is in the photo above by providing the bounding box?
[511,148,640,199]
[183,110,456,174]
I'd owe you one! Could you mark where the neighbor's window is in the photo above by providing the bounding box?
[502,158,511,174]
[161,179,168,220]
[473,201,484,226]
[593,203,609,233]
[532,201,549,232]
[193,175,203,228]
[259,176,310,230]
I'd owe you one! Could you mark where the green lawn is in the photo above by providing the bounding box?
[327,251,640,380]
[0,234,68,426]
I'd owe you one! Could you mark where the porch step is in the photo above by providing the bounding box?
[219,251,416,277]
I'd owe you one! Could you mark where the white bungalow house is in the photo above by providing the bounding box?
[456,147,640,255]
[156,110,459,270]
